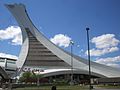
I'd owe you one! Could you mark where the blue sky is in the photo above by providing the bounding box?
[0,0,120,68]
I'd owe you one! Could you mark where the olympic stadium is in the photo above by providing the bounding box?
[0,3,120,84]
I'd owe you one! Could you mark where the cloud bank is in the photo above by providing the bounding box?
[95,56,120,68]
[92,34,119,49]
[86,34,120,56]
[0,26,22,45]
[85,34,120,68]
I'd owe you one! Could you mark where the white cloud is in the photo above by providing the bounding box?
[0,26,22,45]
[91,34,120,49]
[109,47,119,52]
[77,45,80,48]
[0,52,18,59]
[95,56,120,68]
[12,33,22,45]
[80,49,84,52]
[50,34,71,47]
[86,47,119,56]
[85,34,120,56]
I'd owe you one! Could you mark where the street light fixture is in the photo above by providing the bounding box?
[86,27,92,90]
[70,40,74,85]
[36,70,41,86]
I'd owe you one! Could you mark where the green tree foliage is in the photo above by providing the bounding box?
[19,71,32,83]
[19,71,44,84]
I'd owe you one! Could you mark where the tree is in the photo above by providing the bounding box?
[19,71,32,83]
[32,71,43,86]
[19,71,44,84]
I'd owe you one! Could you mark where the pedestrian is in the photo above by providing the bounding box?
[51,85,56,90]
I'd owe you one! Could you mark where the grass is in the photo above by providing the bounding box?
[13,84,120,90]
[97,85,120,89]
[13,85,89,90]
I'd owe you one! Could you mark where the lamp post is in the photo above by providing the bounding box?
[70,40,74,85]
[86,27,92,90]
[36,70,40,87]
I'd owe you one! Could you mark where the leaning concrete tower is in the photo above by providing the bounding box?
[6,4,120,78]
